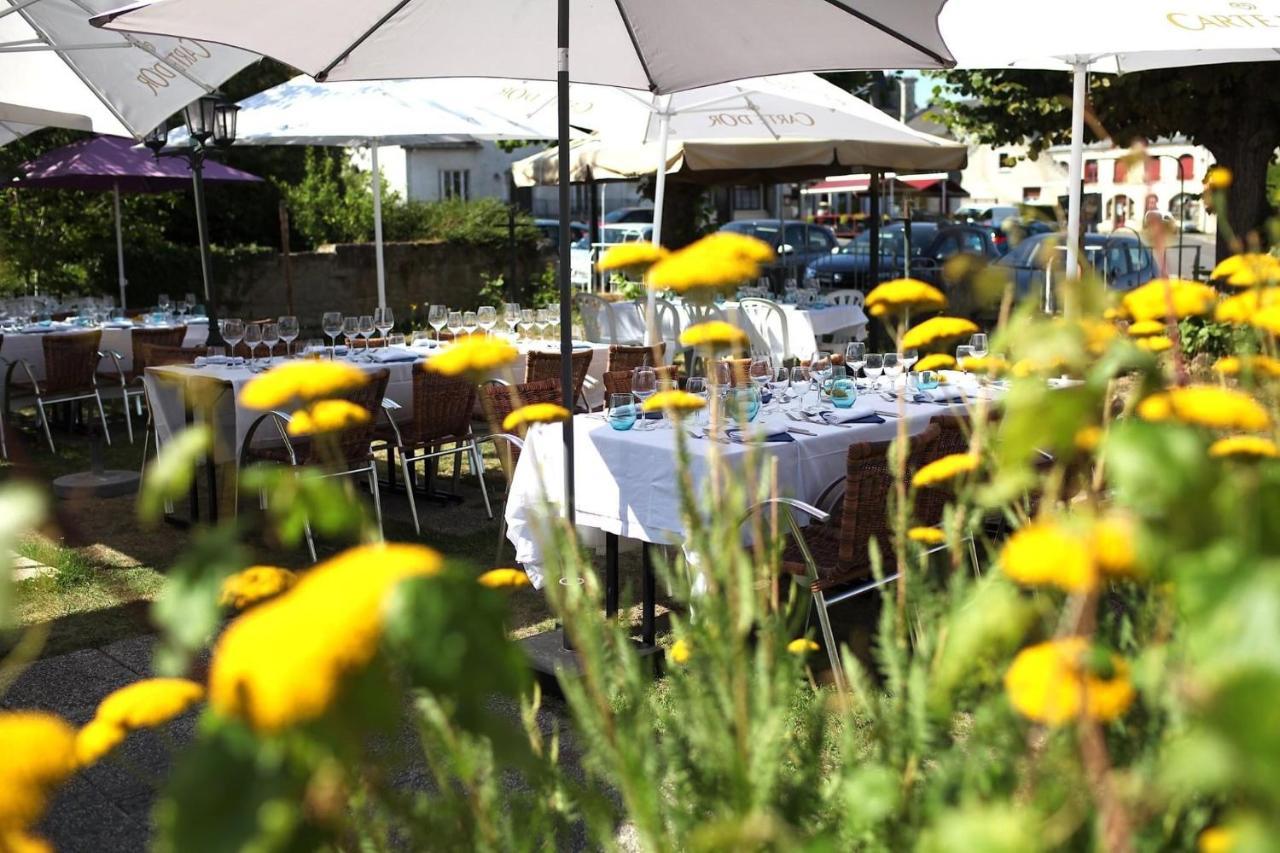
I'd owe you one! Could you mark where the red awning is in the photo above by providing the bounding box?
[808,176,870,192]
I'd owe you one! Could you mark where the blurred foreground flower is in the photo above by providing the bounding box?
[787,638,820,655]
[1137,386,1270,432]
[1215,288,1280,324]
[679,321,748,350]
[1121,279,1216,322]
[503,403,570,432]
[426,334,518,380]
[478,568,531,589]
[648,233,773,293]
[1209,435,1280,459]
[668,638,692,665]
[286,399,370,437]
[598,242,669,276]
[1125,319,1165,337]
[913,353,955,372]
[912,453,979,488]
[902,316,979,351]
[865,278,946,318]
[240,361,368,410]
[1004,638,1134,725]
[220,566,297,610]
[642,389,706,414]
[1211,252,1280,287]
[77,679,205,766]
[1213,355,1280,378]
[0,712,77,831]
[1135,335,1173,353]
[908,527,946,545]
[1205,165,1232,190]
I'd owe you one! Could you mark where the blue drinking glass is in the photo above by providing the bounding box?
[608,395,638,430]
[830,377,857,408]
[914,370,940,392]
[732,387,762,422]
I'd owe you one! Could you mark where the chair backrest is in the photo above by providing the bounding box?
[834,423,940,574]
[142,344,202,367]
[602,365,681,404]
[737,297,791,362]
[297,368,389,467]
[130,326,187,374]
[574,292,617,344]
[825,289,865,309]
[654,297,680,345]
[482,377,562,475]
[42,330,102,395]
[411,372,477,444]
[684,302,726,326]
[607,343,665,373]
[524,348,592,404]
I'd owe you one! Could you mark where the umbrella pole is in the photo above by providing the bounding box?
[557,0,575,528]
[371,142,387,310]
[112,182,127,310]
[647,105,671,347]
[1064,61,1087,289]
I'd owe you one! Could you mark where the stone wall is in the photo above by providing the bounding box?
[218,240,545,327]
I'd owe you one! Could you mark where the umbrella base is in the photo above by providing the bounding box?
[52,469,140,500]
[519,629,662,693]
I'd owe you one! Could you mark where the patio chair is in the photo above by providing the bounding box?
[738,297,793,363]
[654,297,680,349]
[743,424,940,689]
[104,325,187,444]
[607,342,666,373]
[821,289,868,346]
[525,348,593,411]
[240,368,390,561]
[376,372,489,536]
[602,365,681,403]
[575,292,628,345]
[140,344,203,367]
[680,302,728,375]
[5,330,111,454]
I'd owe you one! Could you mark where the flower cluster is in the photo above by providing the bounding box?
[1004,638,1134,726]
[647,232,774,293]
[0,712,77,847]
[426,334,518,379]
[76,679,205,766]
[240,360,369,410]
[220,565,298,610]
[864,278,946,318]
[1000,515,1137,594]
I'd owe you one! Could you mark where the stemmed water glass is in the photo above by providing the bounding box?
[845,342,867,380]
[445,311,463,341]
[686,376,708,426]
[955,344,975,373]
[546,304,561,342]
[374,307,395,346]
[789,365,811,409]
[864,353,884,390]
[810,351,832,403]
[748,355,772,410]
[278,315,299,357]
[428,305,448,341]
[519,309,535,343]
[158,293,171,314]
[632,366,658,430]
[243,323,263,369]
[261,322,280,366]
[902,348,919,371]
[969,333,989,359]
[771,367,791,410]
[322,312,343,358]
[342,316,360,358]
[221,318,244,360]
[184,293,197,316]
[358,315,376,355]
[463,311,478,337]
[504,303,521,338]
[477,305,497,337]
[882,352,902,393]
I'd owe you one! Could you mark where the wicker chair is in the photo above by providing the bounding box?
[6,330,110,453]
[745,424,941,688]
[602,366,681,404]
[241,368,390,561]
[377,372,488,535]
[141,344,203,367]
[524,348,592,411]
[607,343,666,373]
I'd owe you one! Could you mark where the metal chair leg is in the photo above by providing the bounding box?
[812,590,847,693]
[471,440,493,519]
[94,391,112,446]
[35,399,55,454]
[303,518,317,562]
[401,454,422,536]
[122,390,135,444]
[0,406,7,461]
[966,535,982,578]
[368,467,384,541]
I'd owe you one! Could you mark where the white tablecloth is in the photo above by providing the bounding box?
[505,399,952,579]
[601,300,868,360]
[1,321,208,381]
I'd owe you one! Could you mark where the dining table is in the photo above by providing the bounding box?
[1,319,209,381]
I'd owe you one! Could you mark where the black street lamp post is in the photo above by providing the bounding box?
[145,93,239,348]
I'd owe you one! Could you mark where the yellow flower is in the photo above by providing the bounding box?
[1137,386,1270,432]
[1209,435,1280,459]
[1248,304,1280,336]
[1074,425,1103,452]
[864,278,947,318]
[647,234,773,293]
[240,361,368,410]
[641,389,706,414]
[426,334,518,379]
[0,712,77,831]
[1001,521,1097,593]
[209,543,443,732]
[668,638,692,665]
[598,242,669,275]
[697,231,778,265]
[1213,355,1280,378]
[913,353,956,372]
[1004,638,1134,725]
[901,316,980,351]
[1102,306,1121,321]
[1211,253,1280,287]
[1091,514,1138,578]
[478,568,531,589]
[0,831,52,853]
[1135,335,1173,353]
[1205,165,1232,190]
[912,453,979,488]
[221,566,298,610]
[1215,288,1280,324]
[787,638,820,655]
[96,679,204,731]
[959,355,1009,376]
[503,403,570,432]
[74,720,126,767]
[1126,319,1165,337]
[1080,318,1119,355]
[908,527,946,545]
[286,399,370,437]
[1199,826,1235,853]
[678,321,748,350]
[1120,279,1217,322]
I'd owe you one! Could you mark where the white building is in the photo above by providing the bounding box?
[961,137,1217,234]
[352,139,540,204]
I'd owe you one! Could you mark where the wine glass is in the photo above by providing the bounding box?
[157,293,171,313]
[882,352,902,392]
[632,366,658,430]
[534,308,550,341]
[358,315,376,355]
[686,376,708,425]
[221,318,244,359]
[546,306,561,342]
[810,351,832,401]
[184,293,197,315]
[969,333,989,359]
[517,309,534,343]
[845,342,867,378]
[243,323,263,369]
[789,365,811,409]
[902,348,919,371]
[278,315,299,357]
[477,305,497,336]
[374,307,395,345]
[771,367,791,410]
[748,355,772,410]
[463,310,478,337]
[428,305,448,341]
[322,312,343,358]
[446,311,463,340]
[342,316,360,358]
[261,322,280,366]
[863,353,884,390]
[504,303,521,338]
[956,344,975,373]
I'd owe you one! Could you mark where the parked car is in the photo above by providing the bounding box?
[995,232,1157,298]
[603,206,655,224]
[534,218,588,251]
[803,222,1002,288]
[719,220,840,284]
[570,223,655,287]
[954,205,1021,227]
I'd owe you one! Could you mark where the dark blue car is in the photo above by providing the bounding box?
[803,222,1002,289]
[995,232,1157,298]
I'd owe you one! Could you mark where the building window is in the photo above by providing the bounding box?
[439,169,470,200]
[1023,186,1041,201]
[1145,157,1161,183]
[1084,159,1098,183]
[1177,154,1195,180]
[732,185,762,210]
[998,152,1018,171]
[1113,159,1129,183]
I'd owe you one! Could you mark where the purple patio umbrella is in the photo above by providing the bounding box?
[11,134,261,309]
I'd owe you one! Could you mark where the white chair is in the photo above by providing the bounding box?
[822,289,869,346]
[737,297,793,364]
[654,298,680,361]
[680,302,727,375]
[574,292,617,344]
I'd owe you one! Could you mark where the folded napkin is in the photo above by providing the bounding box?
[20,323,70,333]
[367,346,422,363]
[726,416,795,443]
[194,356,246,367]
[102,321,133,328]
[820,397,882,423]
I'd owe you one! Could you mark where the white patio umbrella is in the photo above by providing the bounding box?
[940,0,1280,280]
[0,0,256,139]
[166,75,572,309]
[93,0,955,533]
[0,102,92,146]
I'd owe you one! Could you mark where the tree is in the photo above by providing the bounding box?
[939,64,1280,257]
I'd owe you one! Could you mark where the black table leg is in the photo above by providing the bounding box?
[641,543,656,647]
[605,532,619,617]
[205,449,218,523]
[185,401,200,523]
